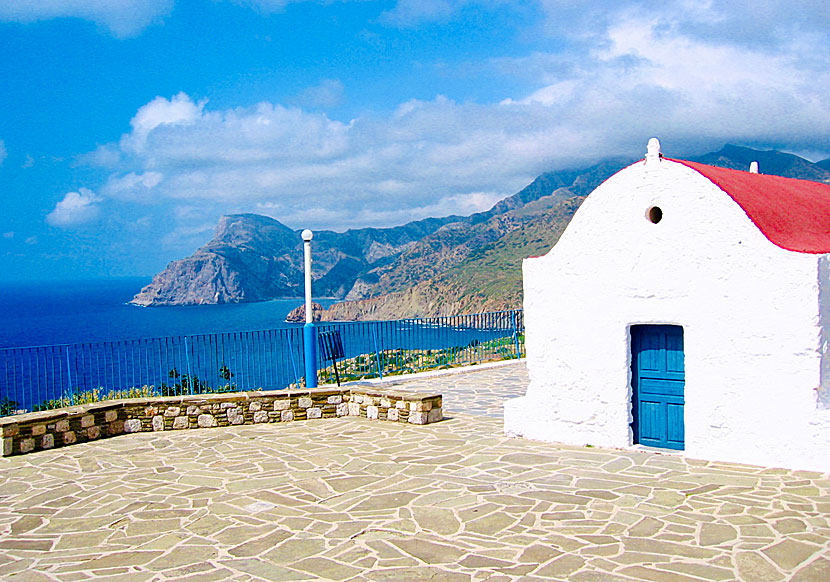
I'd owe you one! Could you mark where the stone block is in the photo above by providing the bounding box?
[152,416,164,431]
[327,395,343,404]
[172,416,189,430]
[124,419,142,433]
[19,438,35,454]
[363,396,375,407]
[409,411,427,425]
[280,410,294,422]
[274,399,291,411]
[41,433,54,449]
[227,408,244,425]
[86,426,101,439]
[220,402,236,409]
[104,410,118,423]
[367,405,379,420]
[3,438,12,456]
[31,424,46,436]
[55,419,70,433]
[186,406,200,416]
[197,414,217,428]
[380,398,392,408]
[427,408,443,423]
[396,401,407,410]
[353,394,364,404]
[387,408,399,422]
[410,401,432,412]
[298,397,313,409]
[80,414,95,428]
[0,424,19,438]
[63,431,77,444]
[163,407,181,417]
[144,406,157,416]
[249,401,262,412]
[348,402,361,416]
[336,403,349,416]
[108,420,125,435]
[253,411,269,423]
[307,407,322,419]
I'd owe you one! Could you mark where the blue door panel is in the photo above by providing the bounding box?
[639,378,684,398]
[638,401,664,445]
[666,335,684,374]
[632,325,685,450]
[667,403,685,446]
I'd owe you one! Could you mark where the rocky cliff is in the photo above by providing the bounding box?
[131,213,460,306]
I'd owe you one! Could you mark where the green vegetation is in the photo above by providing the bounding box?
[30,365,241,413]
[1,397,19,416]
[436,196,584,307]
[33,385,158,411]
[318,334,523,384]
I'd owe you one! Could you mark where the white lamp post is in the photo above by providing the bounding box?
[301,229,317,388]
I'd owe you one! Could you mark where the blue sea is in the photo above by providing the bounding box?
[0,279,520,412]
[0,278,325,349]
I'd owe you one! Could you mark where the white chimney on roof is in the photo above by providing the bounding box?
[749,161,759,174]
[645,137,662,166]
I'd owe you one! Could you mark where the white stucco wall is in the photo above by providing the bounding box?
[505,157,830,473]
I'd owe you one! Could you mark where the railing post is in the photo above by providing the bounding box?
[371,324,383,380]
[65,346,73,397]
[302,229,318,388]
[184,336,194,395]
[511,310,521,359]
[287,336,301,389]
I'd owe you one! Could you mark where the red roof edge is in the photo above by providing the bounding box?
[671,159,830,254]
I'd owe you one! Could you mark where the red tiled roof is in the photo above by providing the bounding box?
[674,160,830,254]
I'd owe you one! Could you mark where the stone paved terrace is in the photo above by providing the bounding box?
[0,361,829,581]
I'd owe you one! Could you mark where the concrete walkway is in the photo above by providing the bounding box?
[0,362,828,581]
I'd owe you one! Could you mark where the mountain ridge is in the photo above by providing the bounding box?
[133,145,830,317]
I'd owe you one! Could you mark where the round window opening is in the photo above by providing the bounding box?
[647,206,663,224]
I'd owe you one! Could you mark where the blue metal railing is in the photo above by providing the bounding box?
[315,310,524,383]
[0,309,523,416]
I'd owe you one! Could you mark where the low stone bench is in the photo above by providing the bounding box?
[0,386,443,457]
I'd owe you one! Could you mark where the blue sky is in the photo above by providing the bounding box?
[1,0,829,280]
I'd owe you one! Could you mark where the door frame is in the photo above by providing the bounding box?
[629,324,685,450]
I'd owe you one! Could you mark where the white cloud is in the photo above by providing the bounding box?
[2,231,13,239]
[126,92,206,149]
[102,171,163,200]
[46,188,103,227]
[73,1,830,233]
[0,140,6,166]
[291,79,345,110]
[0,0,173,38]
[83,46,830,232]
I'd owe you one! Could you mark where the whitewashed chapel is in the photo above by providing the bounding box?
[504,139,830,473]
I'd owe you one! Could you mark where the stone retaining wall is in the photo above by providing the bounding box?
[0,386,442,457]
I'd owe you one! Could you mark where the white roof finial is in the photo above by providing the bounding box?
[645,137,662,165]
[749,161,759,174]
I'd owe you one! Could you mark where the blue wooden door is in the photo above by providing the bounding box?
[631,325,685,450]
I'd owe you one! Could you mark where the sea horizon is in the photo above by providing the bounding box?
[0,277,332,349]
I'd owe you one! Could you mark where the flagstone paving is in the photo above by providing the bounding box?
[0,362,829,581]
[363,360,529,419]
